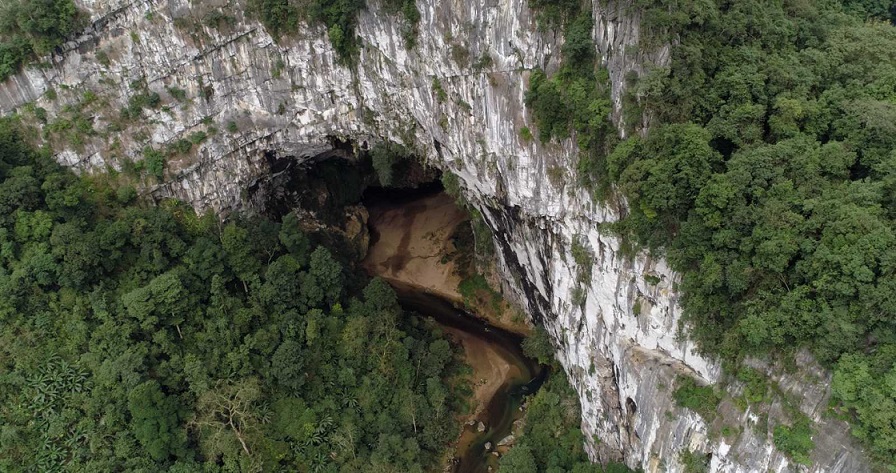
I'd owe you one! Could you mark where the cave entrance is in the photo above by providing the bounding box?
[255,140,446,224]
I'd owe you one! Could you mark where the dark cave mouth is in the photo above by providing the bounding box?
[255,140,445,224]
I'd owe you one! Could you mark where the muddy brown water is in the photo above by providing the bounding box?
[397,289,547,473]
[362,186,547,472]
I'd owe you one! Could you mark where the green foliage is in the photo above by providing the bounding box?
[142,147,166,179]
[522,327,555,367]
[527,0,580,29]
[44,104,95,148]
[248,0,366,63]
[169,138,193,155]
[831,351,896,463]
[187,131,207,145]
[839,0,896,21]
[673,376,721,422]
[679,449,710,473]
[467,207,494,258]
[441,170,462,200]
[381,0,420,47]
[369,141,413,187]
[523,4,614,193]
[499,372,637,473]
[0,118,467,471]
[570,235,593,283]
[122,88,162,120]
[530,0,896,464]
[473,51,494,71]
[0,0,84,80]
[773,415,815,465]
[500,444,538,472]
[116,184,137,204]
[458,273,490,302]
[128,380,188,461]
[432,78,448,102]
[735,366,770,405]
[166,85,188,102]
[247,0,301,38]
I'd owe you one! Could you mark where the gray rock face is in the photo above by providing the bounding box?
[0,0,871,471]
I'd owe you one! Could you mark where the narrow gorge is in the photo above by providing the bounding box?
[0,0,883,471]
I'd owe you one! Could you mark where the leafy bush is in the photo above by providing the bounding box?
[673,376,721,422]
[773,416,815,465]
[247,0,301,38]
[570,235,593,283]
[143,147,166,179]
[381,0,420,47]
[369,141,412,186]
[523,6,614,193]
[432,78,447,102]
[187,131,207,144]
[0,0,84,80]
[249,0,366,62]
[166,85,187,102]
[679,449,710,473]
[522,327,555,367]
[123,90,162,120]
[832,351,896,463]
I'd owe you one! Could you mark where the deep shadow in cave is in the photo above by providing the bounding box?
[250,144,547,473]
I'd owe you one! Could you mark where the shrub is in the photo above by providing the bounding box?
[679,449,710,473]
[166,85,187,102]
[370,142,411,187]
[116,185,137,204]
[673,376,721,422]
[142,147,166,179]
[0,0,84,81]
[432,78,448,102]
[188,131,207,144]
[773,416,814,465]
[169,139,192,155]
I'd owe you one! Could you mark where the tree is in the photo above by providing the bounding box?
[499,444,538,473]
[192,378,263,458]
[221,222,261,285]
[278,212,311,265]
[300,247,343,309]
[128,380,187,461]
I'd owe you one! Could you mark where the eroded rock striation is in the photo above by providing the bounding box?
[0,0,870,471]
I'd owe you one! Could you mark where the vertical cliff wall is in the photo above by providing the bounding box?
[0,0,870,471]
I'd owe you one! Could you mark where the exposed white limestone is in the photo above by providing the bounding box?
[0,0,870,471]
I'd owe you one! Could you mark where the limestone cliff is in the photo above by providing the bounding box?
[0,0,871,471]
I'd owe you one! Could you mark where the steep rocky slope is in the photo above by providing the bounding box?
[0,0,870,471]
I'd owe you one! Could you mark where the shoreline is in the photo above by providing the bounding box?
[361,191,531,470]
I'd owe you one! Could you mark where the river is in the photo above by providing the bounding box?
[362,187,547,472]
[397,289,547,472]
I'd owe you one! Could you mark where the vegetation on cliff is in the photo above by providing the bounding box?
[249,0,419,61]
[528,0,896,467]
[0,0,83,80]
[0,118,468,472]
[498,369,635,473]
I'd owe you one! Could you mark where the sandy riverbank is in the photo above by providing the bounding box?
[364,191,522,413]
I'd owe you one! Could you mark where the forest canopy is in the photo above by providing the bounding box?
[0,118,469,472]
[528,0,896,467]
